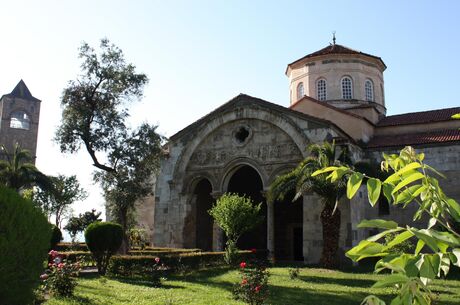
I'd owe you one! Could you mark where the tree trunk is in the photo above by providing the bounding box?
[320,203,341,269]
[118,209,130,254]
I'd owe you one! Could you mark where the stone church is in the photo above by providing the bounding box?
[0,80,41,163]
[138,42,460,263]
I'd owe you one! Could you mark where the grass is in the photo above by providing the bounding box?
[44,267,460,305]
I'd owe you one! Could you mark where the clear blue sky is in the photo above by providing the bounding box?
[1,0,459,223]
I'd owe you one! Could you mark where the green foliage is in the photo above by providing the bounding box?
[55,39,164,251]
[288,267,300,280]
[233,260,270,305]
[321,146,460,305]
[85,221,123,275]
[268,141,352,268]
[50,225,63,249]
[0,187,52,305]
[34,174,87,227]
[0,143,51,192]
[209,193,263,264]
[64,209,102,242]
[128,227,149,249]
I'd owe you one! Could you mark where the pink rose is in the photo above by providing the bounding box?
[58,263,64,269]
[40,274,49,280]
[155,257,160,263]
[255,285,261,293]
[241,278,248,285]
[240,262,246,268]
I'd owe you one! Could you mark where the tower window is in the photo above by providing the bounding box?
[341,77,353,100]
[296,82,304,100]
[365,79,374,101]
[10,111,30,130]
[316,79,327,101]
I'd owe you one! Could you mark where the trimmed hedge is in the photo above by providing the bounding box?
[128,249,201,256]
[55,242,88,252]
[0,187,52,305]
[50,225,63,249]
[107,249,269,277]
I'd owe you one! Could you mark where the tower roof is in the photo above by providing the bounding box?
[287,44,386,71]
[2,80,41,102]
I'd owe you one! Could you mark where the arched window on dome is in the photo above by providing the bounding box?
[296,82,304,100]
[316,79,327,101]
[341,76,353,100]
[365,79,374,102]
[10,111,30,130]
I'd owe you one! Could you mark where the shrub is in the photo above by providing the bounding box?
[85,221,123,275]
[288,267,300,280]
[41,250,80,297]
[209,193,263,265]
[0,187,52,305]
[233,259,270,305]
[55,242,88,252]
[50,225,63,249]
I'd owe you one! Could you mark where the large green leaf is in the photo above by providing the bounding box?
[384,162,422,184]
[392,172,425,194]
[358,219,398,230]
[394,184,425,205]
[327,166,349,182]
[347,172,364,199]
[446,199,460,221]
[346,240,388,261]
[452,113,460,119]
[372,273,409,288]
[384,230,414,250]
[312,166,339,177]
[367,178,382,207]
[450,248,460,267]
[382,182,394,204]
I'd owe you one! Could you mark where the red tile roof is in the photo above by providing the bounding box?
[367,129,460,148]
[287,44,386,69]
[377,107,460,127]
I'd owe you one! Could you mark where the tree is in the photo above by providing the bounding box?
[55,38,164,252]
[0,143,50,192]
[34,174,88,228]
[322,146,460,305]
[209,193,263,264]
[64,209,102,242]
[268,141,350,268]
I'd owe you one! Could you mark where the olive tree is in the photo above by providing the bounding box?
[55,38,164,252]
[209,193,263,264]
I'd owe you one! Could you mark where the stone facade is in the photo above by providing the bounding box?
[136,43,460,264]
[0,80,41,162]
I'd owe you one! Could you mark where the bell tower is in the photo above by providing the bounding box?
[0,80,41,163]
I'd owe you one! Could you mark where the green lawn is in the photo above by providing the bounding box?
[44,267,460,305]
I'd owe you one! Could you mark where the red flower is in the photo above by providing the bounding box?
[241,278,248,285]
[254,285,261,293]
[250,248,257,254]
[240,262,247,268]
[57,263,64,269]
[48,250,58,257]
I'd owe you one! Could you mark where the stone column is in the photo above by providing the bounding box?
[261,189,274,260]
[211,191,224,251]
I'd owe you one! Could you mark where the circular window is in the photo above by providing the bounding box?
[232,125,252,146]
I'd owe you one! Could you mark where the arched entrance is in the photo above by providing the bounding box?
[274,192,303,261]
[227,165,267,250]
[193,179,214,251]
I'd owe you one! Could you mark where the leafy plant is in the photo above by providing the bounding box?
[41,250,80,297]
[0,187,52,305]
[209,193,263,265]
[129,227,149,249]
[317,146,460,305]
[50,224,63,249]
[233,260,270,305]
[268,141,351,268]
[288,267,300,280]
[85,221,123,275]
